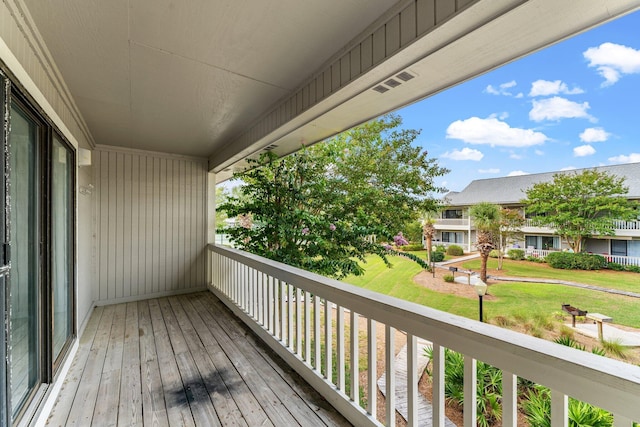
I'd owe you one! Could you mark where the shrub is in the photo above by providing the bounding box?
[507,248,525,260]
[526,255,545,263]
[402,244,424,251]
[601,339,629,359]
[431,250,445,262]
[546,252,606,270]
[626,264,640,273]
[522,385,613,427]
[446,245,464,256]
[424,348,502,427]
[443,274,455,283]
[489,249,500,258]
[434,244,446,252]
[606,261,624,271]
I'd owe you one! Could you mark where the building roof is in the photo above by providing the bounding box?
[445,163,640,206]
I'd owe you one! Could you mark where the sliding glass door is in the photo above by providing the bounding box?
[51,135,74,365]
[8,101,41,419]
[1,81,76,424]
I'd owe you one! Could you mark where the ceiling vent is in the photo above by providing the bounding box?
[262,144,278,151]
[372,85,389,94]
[384,78,401,88]
[396,71,415,82]
[372,70,416,94]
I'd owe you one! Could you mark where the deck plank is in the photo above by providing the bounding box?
[47,292,350,427]
[64,305,115,426]
[148,299,196,427]
[137,300,170,427]
[118,302,143,426]
[200,293,351,427]
[46,306,104,427]
[186,295,303,426]
[167,297,248,427]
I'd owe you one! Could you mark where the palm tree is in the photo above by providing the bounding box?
[470,202,500,283]
[422,218,436,263]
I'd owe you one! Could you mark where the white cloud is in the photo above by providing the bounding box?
[478,168,500,174]
[560,166,577,171]
[484,80,518,96]
[510,153,523,160]
[535,149,544,156]
[529,96,594,122]
[446,117,548,147]
[507,170,529,177]
[584,42,640,86]
[441,147,484,161]
[609,153,640,164]
[573,144,596,157]
[529,79,584,97]
[515,93,524,99]
[579,127,610,143]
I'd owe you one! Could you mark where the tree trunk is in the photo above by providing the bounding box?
[426,236,432,263]
[480,253,488,283]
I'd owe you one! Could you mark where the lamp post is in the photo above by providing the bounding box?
[474,280,488,322]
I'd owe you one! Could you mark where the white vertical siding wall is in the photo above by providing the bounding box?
[94,147,208,304]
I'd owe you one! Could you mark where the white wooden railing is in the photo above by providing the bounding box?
[206,244,640,427]
[525,248,640,266]
[434,218,469,227]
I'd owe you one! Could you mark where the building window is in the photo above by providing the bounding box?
[443,209,463,219]
[611,240,627,256]
[442,231,464,243]
[525,235,559,250]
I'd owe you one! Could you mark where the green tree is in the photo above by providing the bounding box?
[523,170,637,253]
[470,202,500,282]
[219,115,448,279]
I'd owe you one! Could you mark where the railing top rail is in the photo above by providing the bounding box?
[209,244,640,419]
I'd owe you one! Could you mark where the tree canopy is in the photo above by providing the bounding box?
[523,169,637,252]
[218,114,448,278]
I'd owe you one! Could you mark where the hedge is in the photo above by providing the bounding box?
[545,252,606,270]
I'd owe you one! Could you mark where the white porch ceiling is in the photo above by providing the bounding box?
[20,0,640,181]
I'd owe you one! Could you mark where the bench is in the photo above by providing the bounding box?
[586,313,613,341]
[561,304,587,327]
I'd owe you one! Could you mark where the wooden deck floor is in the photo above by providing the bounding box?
[46,292,351,426]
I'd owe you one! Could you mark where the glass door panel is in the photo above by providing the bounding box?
[8,102,40,417]
[51,136,73,362]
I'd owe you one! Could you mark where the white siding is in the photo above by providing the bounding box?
[94,147,208,304]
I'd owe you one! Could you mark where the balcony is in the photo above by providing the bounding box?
[46,292,349,426]
[433,218,471,230]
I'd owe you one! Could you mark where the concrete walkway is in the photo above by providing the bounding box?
[377,338,456,426]
[571,322,640,346]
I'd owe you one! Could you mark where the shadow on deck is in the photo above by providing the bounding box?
[46,291,350,426]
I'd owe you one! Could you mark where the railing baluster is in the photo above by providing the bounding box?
[262,272,267,327]
[274,279,280,339]
[337,305,345,392]
[268,275,274,334]
[314,295,321,372]
[296,287,302,356]
[288,282,293,349]
[432,344,445,427]
[386,325,396,426]
[502,371,518,427]
[305,291,311,364]
[325,299,333,382]
[463,355,477,427]
[367,318,376,417]
[407,334,417,426]
[280,280,286,342]
[350,311,359,404]
[550,390,568,427]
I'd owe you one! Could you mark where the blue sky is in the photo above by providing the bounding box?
[398,10,640,193]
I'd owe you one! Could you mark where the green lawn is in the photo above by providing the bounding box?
[461,258,640,293]
[345,254,640,328]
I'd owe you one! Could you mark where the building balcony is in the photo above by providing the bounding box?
[46,244,640,426]
[433,218,471,230]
